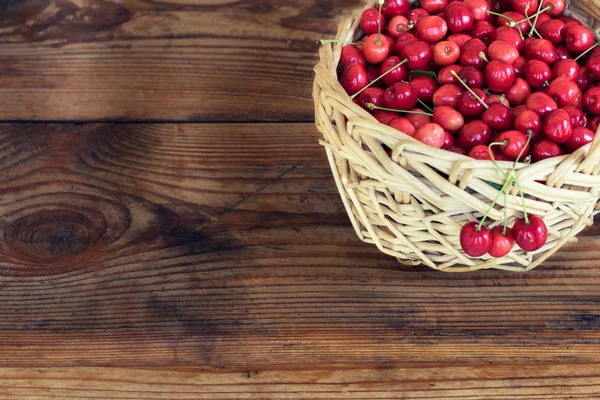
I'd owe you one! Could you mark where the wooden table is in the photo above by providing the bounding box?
[1,1,600,398]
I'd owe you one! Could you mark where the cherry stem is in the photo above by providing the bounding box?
[479,52,489,62]
[486,11,525,39]
[512,131,532,169]
[417,99,434,113]
[451,71,489,110]
[574,42,600,61]
[488,141,509,179]
[351,59,408,99]
[514,178,529,225]
[528,2,550,37]
[502,183,509,235]
[377,0,384,46]
[522,4,542,38]
[318,40,361,45]
[367,104,434,116]
[498,94,506,103]
[478,174,514,231]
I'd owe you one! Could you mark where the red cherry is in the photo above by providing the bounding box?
[512,56,527,77]
[463,0,490,21]
[409,75,439,103]
[555,45,571,61]
[566,127,595,152]
[458,89,489,119]
[388,15,410,39]
[526,92,558,118]
[495,130,530,161]
[511,104,530,120]
[546,77,583,107]
[414,123,445,148]
[443,130,456,147]
[565,25,595,54]
[488,94,510,107]
[340,45,366,69]
[365,65,384,88]
[490,0,514,12]
[360,8,386,36]
[374,110,399,125]
[389,117,417,137]
[406,108,432,129]
[408,8,430,25]
[523,59,552,89]
[459,38,488,69]
[433,40,461,66]
[552,59,580,81]
[485,60,515,92]
[496,26,523,51]
[497,12,529,33]
[489,226,515,258]
[438,64,464,84]
[482,102,512,131]
[444,2,474,33]
[380,56,407,86]
[558,16,581,27]
[523,38,557,64]
[433,106,465,132]
[588,116,600,132]
[488,40,519,65]
[445,145,468,154]
[415,16,448,43]
[541,0,566,15]
[532,139,563,162]
[460,222,493,257]
[382,0,411,18]
[395,32,419,54]
[513,215,548,252]
[433,84,464,108]
[577,67,595,92]
[459,66,485,88]
[585,52,600,79]
[584,87,600,116]
[513,0,538,16]
[459,120,492,150]
[447,33,473,48]
[420,0,449,14]
[534,12,553,29]
[341,63,368,95]
[358,87,386,110]
[538,19,566,44]
[363,34,391,64]
[514,109,541,141]
[543,109,573,143]
[384,82,418,110]
[469,144,492,159]
[563,106,588,129]
[470,21,497,46]
[400,40,433,69]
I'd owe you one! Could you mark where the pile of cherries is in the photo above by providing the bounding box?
[324,0,600,258]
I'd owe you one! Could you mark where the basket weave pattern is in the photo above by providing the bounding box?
[314,0,600,272]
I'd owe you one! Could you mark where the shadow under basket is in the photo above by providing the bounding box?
[313,0,600,272]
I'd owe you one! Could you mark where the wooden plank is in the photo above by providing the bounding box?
[0,0,362,122]
[1,122,600,391]
[3,364,600,399]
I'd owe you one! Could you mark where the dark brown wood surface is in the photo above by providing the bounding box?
[1,0,600,399]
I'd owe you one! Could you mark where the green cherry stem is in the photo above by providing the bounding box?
[488,141,509,179]
[512,132,533,169]
[574,42,600,61]
[514,177,529,224]
[366,104,434,116]
[529,2,551,37]
[417,99,434,113]
[479,52,489,62]
[522,4,542,38]
[486,11,525,39]
[478,174,514,230]
[351,59,408,99]
[502,181,509,235]
[377,0,384,46]
[451,71,489,110]
[318,40,361,45]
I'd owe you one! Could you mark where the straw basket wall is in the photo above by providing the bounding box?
[313,0,600,272]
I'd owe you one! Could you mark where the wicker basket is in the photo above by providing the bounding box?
[314,0,600,272]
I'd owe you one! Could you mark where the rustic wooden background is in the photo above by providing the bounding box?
[1,0,600,398]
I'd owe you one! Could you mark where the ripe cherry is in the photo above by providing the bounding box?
[513,215,548,252]
[489,226,515,258]
[400,40,433,69]
[523,38,557,64]
[523,59,552,89]
[585,52,600,79]
[433,84,464,108]
[505,78,532,106]
[408,8,429,25]
[469,144,492,159]
[488,40,519,64]
[538,19,566,44]
[555,45,571,61]
[491,0,514,12]
[415,16,448,43]
[542,0,566,15]
[526,92,558,118]
[588,116,600,132]
[374,110,399,125]
[552,59,580,81]
[395,32,419,54]
[470,21,497,45]
[341,63,368,95]
[407,108,432,129]
[577,67,595,92]
[433,106,465,132]
[514,109,542,141]
[488,94,510,107]
[382,0,411,18]
[496,26,523,51]
[463,0,491,21]
[512,56,527,77]
[566,127,595,152]
[340,45,367,69]
[388,15,410,39]
[485,60,515,92]
[389,117,417,136]
[584,87,600,116]
[543,109,573,143]
[445,145,468,155]
[459,66,485,88]
[447,33,473,48]
[458,89,489,119]
[414,123,446,148]
[482,102,512,131]
[363,34,391,64]
[438,64,464,84]
[511,104,530,120]
[459,120,492,150]
[546,77,582,107]
[380,56,408,86]
[460,222,493,257]
[384,82,418,110]
[565,25,595,54]
[358,87,386,110]
[443,131,456,147]
[433,41,461,66]
[495,130,531,161]
[420,0,449,14]
[532,139,563,162]
[563,106,588,128]
[409,75,439,103]
[514,0,538,15]
[460,38,488,69]
[444,2,474,33]
[360,8,386,36]
[366,65,385,88]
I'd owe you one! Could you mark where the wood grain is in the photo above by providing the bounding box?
[0,0,363,122]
